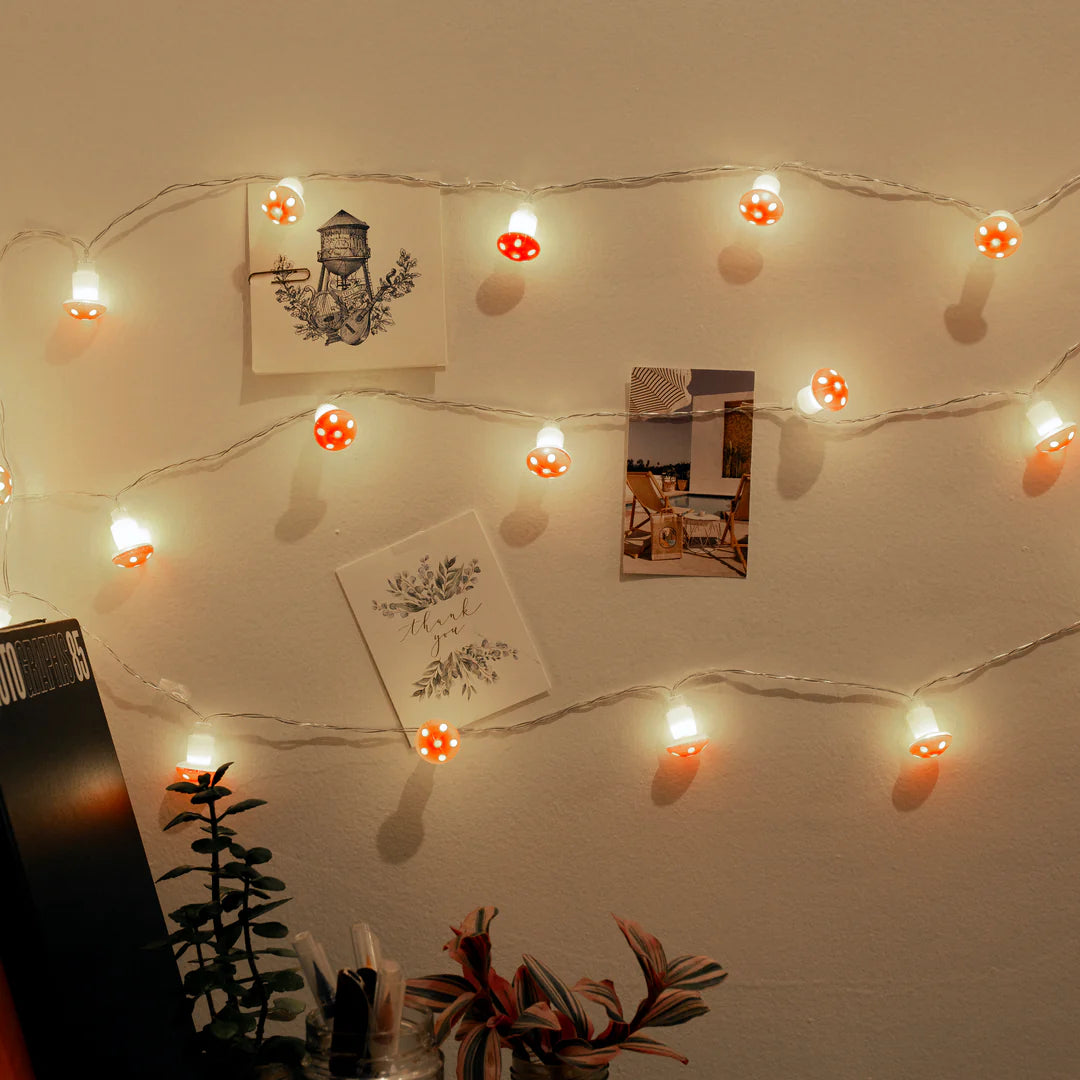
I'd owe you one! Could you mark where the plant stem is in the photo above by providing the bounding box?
[194,940,218,1020]
[205,797,237,1015]
[240,876,270,1049]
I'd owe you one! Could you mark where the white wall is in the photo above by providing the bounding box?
[3,3,1080,1078]
[688,394,753,497]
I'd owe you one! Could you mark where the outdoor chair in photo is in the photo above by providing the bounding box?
[624,471,691,559]
[720,473,751,575]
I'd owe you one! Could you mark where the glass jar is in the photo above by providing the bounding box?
[509,1058,609,1080]
[304,1005,443,1080]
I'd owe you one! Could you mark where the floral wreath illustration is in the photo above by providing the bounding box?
[373,555,519,700]
[272,209,419,346]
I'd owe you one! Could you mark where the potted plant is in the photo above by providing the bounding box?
[661,471,676,493]
[154,763,307,1079]
[405,907,726,1080]
[674,463,691,491]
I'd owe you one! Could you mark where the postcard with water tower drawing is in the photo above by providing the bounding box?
[246,180,447,373]
[336,511,550,730]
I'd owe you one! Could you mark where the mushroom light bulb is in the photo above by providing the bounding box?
[526,424,571,478]
[176,721,217,782]
[739,173,784,226]
[313,403,356,451]
[907,705,952,759]
[497,207,540,261]
[795,368,848,417]
[64,261,107,320]
[415,721,461,764]
[262,177,306,225]
[975,210,1021,260]
[665,701,709,758]
[1026,399,1076,453]
[110,509,154,568]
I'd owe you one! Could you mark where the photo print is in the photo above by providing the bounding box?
[623,366,754,578]
[336,511,550,731]
[247,180,447,373]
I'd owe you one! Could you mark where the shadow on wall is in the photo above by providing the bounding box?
[500,478,550,547]
[943,259,995,344]
[1022,449,1067,496]
[776,414,826,499]
[892,758,939,811]
[651,752,701,805]
[717,238,764,285]
[476,267,526,315]
[275,441,327,542]
[377,760,436,863]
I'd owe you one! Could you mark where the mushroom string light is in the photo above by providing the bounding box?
[665,700,709,757]
[110,508,154,568]
[0,463,12,505]
[795,368,848,418]
[175,720,217,782]
[497,207,540,261]
[1026,399,1076,453]
[415,721,461,764]
[313,403,356,451]
[261,177,306,226]
[906,705,952,759]
[63,260,106,320]
[526,424,571,478]
[975,210,1022,260]
[738,173,784,226]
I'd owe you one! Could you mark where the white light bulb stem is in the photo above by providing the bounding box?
[666,702,699,742]
[536,424,564,450]
[752,173,781,195]
[71,263,100,302]
[315,402,339,421]
[907,705,940,740]
[795,385,823,416]
[185,722,216,768]
[279,176,305,199]
[1026,399,1065,439]
[110,508,151,550]
[509,207,538,236]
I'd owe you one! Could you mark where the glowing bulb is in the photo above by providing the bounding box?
[975,210,1021,260]
[63,261,107,320]
[795,368,849,417]
[313,402,356,451]
[665,701,709,758]
[526,424,571,478]
[415,720,461,764]
[0,596,11,629]
[262,177,306,225]
[738,173,784,226]
[906,705,952,759]
[497,207,540,261]
[1026,399,1076,453]
[110,508,154,568]
[176,721,217,782]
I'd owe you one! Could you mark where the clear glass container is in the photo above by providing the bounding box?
[304,1004,443,1080]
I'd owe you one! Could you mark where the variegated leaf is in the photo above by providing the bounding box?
[521,954,590,1040]
[458,1020,501,1080]
[406,973,476,1012]
[460,906,499,936]
[595,1019,630,1047]
[663,954,728,991]
[434,991,477,1045]
[458,933,492,987]
[637,987,709,1029]
[513,964,543,1014]
[573,977,624,1021]
[554,1041,621,1067]
[512,1002,562,1033]
[488,970,517,1019]
[619,1034,689,1063]
[612,915,667,992]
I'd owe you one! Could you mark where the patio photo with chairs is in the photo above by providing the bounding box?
[622,366,754,578]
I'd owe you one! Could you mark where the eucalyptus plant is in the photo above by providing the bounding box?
[155,762,307,1076]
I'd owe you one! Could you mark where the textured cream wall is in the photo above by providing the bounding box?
[3,2,1080,1077]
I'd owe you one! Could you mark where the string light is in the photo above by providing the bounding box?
[175,720,217,781]
[526,424,571,478]
[261,177,306,226]
[975,211,1022,260]
[794,368,849,418]
[906,705,952,759]
[497,207,540,261]
[1025,399,1076,453]
[0,463,12,504]
[110,508,154,568]
[738,174,783,226]
[664,700,709,758]
[313,403,356,451]
[414,721,461,764]
[63,260,106,320]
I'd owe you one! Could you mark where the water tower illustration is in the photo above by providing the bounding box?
[314,210,376,345]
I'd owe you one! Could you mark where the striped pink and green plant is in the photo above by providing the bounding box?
[404,907,726,1080]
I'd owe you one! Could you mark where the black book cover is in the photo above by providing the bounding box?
[0,618,197,1077]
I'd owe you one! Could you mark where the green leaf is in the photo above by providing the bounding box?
[266,996,305,1022]
[227,842,248,860]
[262,969,304,993]
[511,1002,562,1033]
[636,987,709,1028]
[156,864,205,882]
[208,1018,240,1040]
[191,837,233,854]
[163,811,209,830]
[190,786,232,804]
[618,1034,689,1063]
[166,781,202,794]
[458,1020,500,1080]
[612,914,668,993]
[221,861,260,881]
[245,847,272,865]
[255,947,298,959]
[221,798,268,817]
[211,762,233,785]
[252,876,286,892]
[251,922,289,939]
[521,954,590,1040]
[243,898,292,922]
[221,891,245,912]
[218,922,245,950]
[663,954,728,992]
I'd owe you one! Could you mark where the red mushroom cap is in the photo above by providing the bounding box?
[738,189,784,226]
[526,445,571,478]
[261,182,304,226]
[1036,423,1077,454]
[975,213,1022,260]
[113,543,154,569]
[63,299,106,320]
[907,731,952,759]
[497,232,540,261]
[811,368,848,411]
[415,721,461,764]
[666,737,710,758]
[314,407,356,451]
[0,465,11,505]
